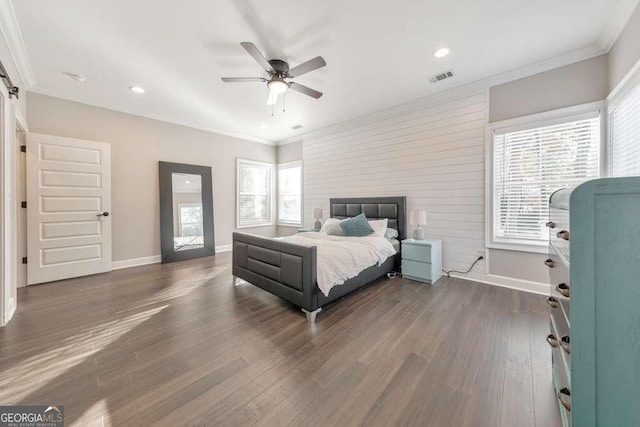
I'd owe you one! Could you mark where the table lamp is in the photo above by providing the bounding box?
[313,208,323,230]
[410,209,427,240]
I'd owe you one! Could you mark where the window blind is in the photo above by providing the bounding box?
[493,116,600,244]
[609,79,640,177]
[277,163,302,225]
[237,160,273,227]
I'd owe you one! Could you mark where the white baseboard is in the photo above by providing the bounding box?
[111,245,233,271]
[449,271,548,295]
[216,244,232,253]
[111,255,162,270]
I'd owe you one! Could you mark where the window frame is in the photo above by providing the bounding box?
[607,59,640,177]
[276,160,303,227]
[236,158,275,228]
[485,101,605,254]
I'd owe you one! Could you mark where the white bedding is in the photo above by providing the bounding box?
[280,232,397,297]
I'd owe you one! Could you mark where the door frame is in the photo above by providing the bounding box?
[0,81,17,326]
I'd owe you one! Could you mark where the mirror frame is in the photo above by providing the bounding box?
[159,161,215,263]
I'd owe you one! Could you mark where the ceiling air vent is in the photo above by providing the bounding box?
[429,70,454,84]
[291,124,304,130]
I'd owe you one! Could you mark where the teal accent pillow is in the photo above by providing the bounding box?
[340,213,375,237]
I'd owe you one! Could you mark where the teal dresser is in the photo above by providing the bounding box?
[401,239,442,284]
[547,178,640,427]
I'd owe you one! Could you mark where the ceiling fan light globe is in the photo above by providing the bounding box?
[267,80,288,95]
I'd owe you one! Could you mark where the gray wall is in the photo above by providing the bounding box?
[26,92,276,263]
[489,54,609,122]
[609,2,640,91]
[277,142,303,164]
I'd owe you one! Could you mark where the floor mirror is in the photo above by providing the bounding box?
[159,162,215,263]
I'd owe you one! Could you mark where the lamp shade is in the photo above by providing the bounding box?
[313,208,323,220]
[410,209,427,226]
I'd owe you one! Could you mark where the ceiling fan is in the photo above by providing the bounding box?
[221,42,326,106]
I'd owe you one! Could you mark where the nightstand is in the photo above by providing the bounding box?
[401,239,442,284]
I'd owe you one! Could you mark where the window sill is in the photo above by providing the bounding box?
[236,223,274,229]
[486,241,549,255]
[277,223,302,228]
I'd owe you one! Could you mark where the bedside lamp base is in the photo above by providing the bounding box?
[413,227,425,240]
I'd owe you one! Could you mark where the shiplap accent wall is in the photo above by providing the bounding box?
[302,91,487,274]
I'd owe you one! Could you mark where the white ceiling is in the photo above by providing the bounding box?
[9,0,639,144]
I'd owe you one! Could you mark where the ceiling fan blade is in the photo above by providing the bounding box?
[288,56,326,78]
[221,77,266,83]
[266,90,279,105]
[240,42,275,73]
[289,82,323,99]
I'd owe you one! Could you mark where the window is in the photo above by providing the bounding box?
[488,104,601,252]
[277,161,302,226]
[178,203,203,237]
[609,70,640,177]
[237,159,274,227]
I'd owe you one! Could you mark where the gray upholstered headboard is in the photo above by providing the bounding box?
[329,197,407,240]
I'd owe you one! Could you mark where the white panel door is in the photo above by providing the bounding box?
[27,133,111,285]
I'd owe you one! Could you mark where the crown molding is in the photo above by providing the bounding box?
[0,0,35,89]
[598,0,640,52]
[277,43,606,146]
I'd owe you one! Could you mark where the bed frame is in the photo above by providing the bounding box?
[232,196,406,322]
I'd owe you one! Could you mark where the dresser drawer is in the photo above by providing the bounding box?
[549,207,570,263]
[402,259,432,282]
[547,246,571,323]
[552,340,572,427]
[550,309,571,371]
[402,243,431,262]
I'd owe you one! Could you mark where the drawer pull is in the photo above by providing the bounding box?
[556,283,570,298]
[546,334,558,347]
[544,259,555,268]
[556,230,570,241]
[545,221,556,228]
[546,297,559,308]
[560,336,571,354]
[558,388,571,411]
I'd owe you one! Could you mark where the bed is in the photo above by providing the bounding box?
[232,196,406,322]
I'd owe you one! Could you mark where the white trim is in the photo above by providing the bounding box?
[111,255,161,271]
[236,158,275,229]
[598,0,640,51]
[486,101,604,253]
[111,245,232,270]
[276,160,303,227]
[0,1,36,89]
[216,244,232,253]
[451,271,549,295]
[277,43,606,146]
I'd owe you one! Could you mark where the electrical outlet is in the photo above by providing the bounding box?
[477,250,485,258]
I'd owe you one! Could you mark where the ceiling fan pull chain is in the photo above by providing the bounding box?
[283,92,286,113]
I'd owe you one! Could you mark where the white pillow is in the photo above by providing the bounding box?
[368,218,388,238]
[320,217,341,233]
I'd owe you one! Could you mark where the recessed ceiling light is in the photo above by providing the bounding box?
[63,72,86,82]
[259,123,268,129]
[129,85,145,93]
[433,47,450,58]
[185,180,190,184]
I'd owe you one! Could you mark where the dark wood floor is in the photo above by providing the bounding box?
[0,253,560,426]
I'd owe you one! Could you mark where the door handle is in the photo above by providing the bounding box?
[558,388,571,411]
[556,230,570,241]
[560,336,571,354]
[97,212,110,217]
[556,283,570,298]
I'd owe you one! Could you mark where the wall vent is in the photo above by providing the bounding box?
[291,124,304,130]
[429,70,454,84]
